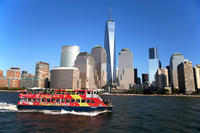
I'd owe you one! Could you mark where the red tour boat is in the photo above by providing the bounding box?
[17,88,112,112]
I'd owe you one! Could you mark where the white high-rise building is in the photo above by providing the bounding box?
[194,65,200,90]
[60,46,80,67]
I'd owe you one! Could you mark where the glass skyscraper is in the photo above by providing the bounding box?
[148,47,160,85]
[104,17,116,84]
[149,47,158,59]
[170,53,185,89]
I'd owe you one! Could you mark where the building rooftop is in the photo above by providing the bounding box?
[10,67,20,70]
[62,45,79,49]
[52,67,78,71]
[93,45,102,48]
[37,61,49,65]
[121,48,130,51]
[173,53,182,56]
[78,52,91,57]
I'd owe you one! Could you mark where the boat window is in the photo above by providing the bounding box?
[51,98,55,102]
[72,91,75,95]
[76,99,80,103]
[56,99,60,102]
[87,91,90,94]
[86,99,90,103]
[81,99,85,103]
[67,91,71,95]
[28,98,31,102]
[37,99,40,102]
[82,91,85,95]
[66,99,70,103]
[42,98,45,102]
[61,99,65,103]
[62,91,65,95]
[71,99,75,103]
[47,98,50,102]
[91,99,95,103]
[77,91,84,95]
[57,91,61,94]
[33,98,36,102]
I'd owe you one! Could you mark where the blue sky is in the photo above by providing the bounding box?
[0,0,199,78]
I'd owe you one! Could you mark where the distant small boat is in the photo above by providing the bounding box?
[17,88,112,112]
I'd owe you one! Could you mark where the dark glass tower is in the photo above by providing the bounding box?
[149,47,158,59]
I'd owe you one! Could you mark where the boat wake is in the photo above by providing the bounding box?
[0,102,18,112]
[0,102,110,116]
[43,109,110,116]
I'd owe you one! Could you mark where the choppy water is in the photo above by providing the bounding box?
[0,92,200,133]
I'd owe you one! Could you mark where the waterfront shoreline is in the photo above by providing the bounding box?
[0,90,19,92]
[0,90,200,98]
[101,93,200,98]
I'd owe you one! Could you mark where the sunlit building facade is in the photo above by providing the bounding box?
[177,61,195,94]
[60,46,80,67]
[148,47,160,85]
[33,61,50,88]
[118,48,134,89]
[20,71,34,88]
[91,45,107,88]
[194,65,200,90]
[170,53,185,89]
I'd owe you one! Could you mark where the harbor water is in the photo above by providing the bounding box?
[0,92,200,133]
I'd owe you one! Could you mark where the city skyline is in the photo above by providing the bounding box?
[0,0,199,78]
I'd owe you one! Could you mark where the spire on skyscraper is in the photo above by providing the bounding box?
[109,7,111,20]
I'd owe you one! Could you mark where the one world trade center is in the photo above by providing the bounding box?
[104,9,116,86]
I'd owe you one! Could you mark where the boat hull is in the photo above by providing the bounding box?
[17,105,112,112]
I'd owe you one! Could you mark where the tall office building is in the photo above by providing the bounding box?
[134,68,138,84]
[50,46,81,89]
[148,47,160,85]
[0,70,7,88]
[0,68,21,88]
[118,48,134,89]
[166,66,171,85]
[20,71,34,88]
[155,68,169,90]
[177,61,195,94]
[142,74,149,84]
[6,67,21,88]
[0,70,3,78]
[149,47,158,59]
[74,52,96,89]
[193,64,200,90]
[34,61,49,88]
[170,53,185,89]
[104,10,116,85]
[91,45,107,88]
[60,46,80,67]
